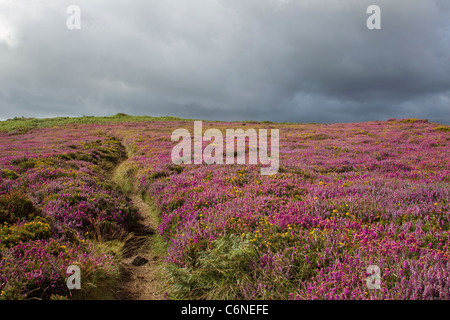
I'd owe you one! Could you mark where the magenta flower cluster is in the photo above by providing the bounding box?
[109,119,450,299]
[1,118,449,300]
[0,125,136,299]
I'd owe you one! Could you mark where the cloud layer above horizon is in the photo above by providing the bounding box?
[0,0,449,124]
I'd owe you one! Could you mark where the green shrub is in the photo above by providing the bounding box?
[149,170,168,181]
[0,219,52,248]
[304,133,330,140]
[0,169,19,180]
[10,157,56,171]
[435,126,450,132]
[0,191,40,224]
[12,158,37,170]
[400,118,428,123]
[167,234,256,299]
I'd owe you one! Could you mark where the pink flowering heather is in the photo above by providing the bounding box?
[108,118,450,299]
[1,118,449,300]
[0,125,137,299]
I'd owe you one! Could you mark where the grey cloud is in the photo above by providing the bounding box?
[0,0,449,124]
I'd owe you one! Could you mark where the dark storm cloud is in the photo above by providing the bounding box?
[0,0,449,123]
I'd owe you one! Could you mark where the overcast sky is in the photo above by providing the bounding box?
[0,0,449,124]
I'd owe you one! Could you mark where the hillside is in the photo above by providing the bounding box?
[0,116,449,300]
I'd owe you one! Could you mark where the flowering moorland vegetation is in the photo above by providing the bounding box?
[0,124,137,299]
[0,116,449,299]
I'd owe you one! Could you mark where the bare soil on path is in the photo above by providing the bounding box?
[115,194,166,300]
[105,141,167,300]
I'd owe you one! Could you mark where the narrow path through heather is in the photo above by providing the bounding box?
[116,194,166,300]
[109,140,167,300]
